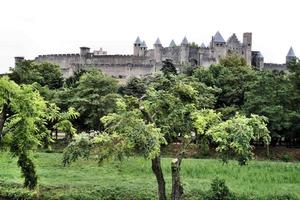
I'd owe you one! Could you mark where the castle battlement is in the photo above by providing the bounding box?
[16,32,297,79]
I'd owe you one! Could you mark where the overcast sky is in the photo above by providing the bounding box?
[0,0,299,73]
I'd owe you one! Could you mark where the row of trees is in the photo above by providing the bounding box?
[2,54,299,199]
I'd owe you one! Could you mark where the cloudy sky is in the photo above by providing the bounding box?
[0,0,299,73]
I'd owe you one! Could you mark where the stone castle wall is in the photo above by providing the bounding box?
[18,32,294,79]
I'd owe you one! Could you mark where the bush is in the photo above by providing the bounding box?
[281,154,291,162]
[206,178,233,200]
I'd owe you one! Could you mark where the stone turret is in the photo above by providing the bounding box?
[286,47,296,64]
[139,41,147,56]
[133,36,142,56]
[180,36,189,64]
[254,51,264,69]
[80,47,90,57]
[212,31,226,61]
[243,32,252,65]
[154,38,163,63]
[14,56,25,66]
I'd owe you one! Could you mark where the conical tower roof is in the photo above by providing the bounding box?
[200,43,206,48]
[213,31,226,43]
[169,40,176,47]
[134,36,142,44]
[287,47,296,57]
[181,36,188,45]
[141,41,147,48]
[154,38,162,45]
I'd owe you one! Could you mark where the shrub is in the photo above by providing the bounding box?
[206,178,234,200]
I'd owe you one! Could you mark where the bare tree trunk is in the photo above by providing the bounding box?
[171,157,183,200]
[152,156,167,200]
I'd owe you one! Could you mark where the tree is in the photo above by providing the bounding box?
[65,69,87,88]
[118,77,147,97]
[10,60,63,89]
[0,77,77,189]
[193,55,256,108]
[242,70,299,143]
[63,74,270,200]
[161,59,177,76]
[65,69,119,131]
[63,97,167,200]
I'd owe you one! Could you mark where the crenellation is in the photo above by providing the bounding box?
[16,31,297,79]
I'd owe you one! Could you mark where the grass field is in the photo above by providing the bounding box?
[0,152,300,199]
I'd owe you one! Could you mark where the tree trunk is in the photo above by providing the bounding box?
[171,157,183,200]
[151,156,167,200]
[0,105,8,141]
[140,105,167,200]
[55,129,58,140]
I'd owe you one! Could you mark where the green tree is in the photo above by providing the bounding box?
[66,69,119,131]
[242,70,299,142]
[119,77,147,97]
[193,55,256,108]
[0,77,77,189]
[161,59,177,77]
[10,60,63,89]
[65,69,87,88]
[63,74,270,200]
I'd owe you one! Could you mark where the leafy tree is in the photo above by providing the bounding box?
[0,77,77,189]
[65,70,119,131]
[161,59,177,77]
[242,70,299,142]
[65,69,87,88]
[287,58,300,91]
[63,74,270,200]
[193,55,256,108]
[10,60,63,89]
[118,77,147,97]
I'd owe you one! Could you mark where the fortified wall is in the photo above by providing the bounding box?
[15,32,297,79]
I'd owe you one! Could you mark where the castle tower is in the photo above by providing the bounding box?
[80,47,90,57]
[134,36,142,56]
[256,52,264,69]
[243,32,252,65]
[211,31,226,61]
[139,40,147,56]
[286,47,296,64]
[180,36,189,64]
[14,56,24,66]
[154,38,163,63]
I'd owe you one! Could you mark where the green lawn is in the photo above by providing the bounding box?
[0,152,300,199]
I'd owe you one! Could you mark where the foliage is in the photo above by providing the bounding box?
[206,113,270,165]
[65,69,87,88]
[0,77,77,189]
[10,61,63,89]
[119,77,147,97]
[206,178,232,200]
[61,69,119,131]
[161,59,177,76]
[193,56,256,107]
[63,97,166,166]
[242,70,299,139]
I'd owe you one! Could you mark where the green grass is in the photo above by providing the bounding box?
[0,152,300,199]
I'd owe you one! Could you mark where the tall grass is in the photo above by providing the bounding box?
[0,152,299,199]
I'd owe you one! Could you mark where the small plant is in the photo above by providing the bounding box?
[281,154,291,162]
[207,178,233,200]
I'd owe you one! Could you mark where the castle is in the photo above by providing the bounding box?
[15,32,297,79]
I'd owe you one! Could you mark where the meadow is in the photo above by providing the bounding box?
[0,152,299,200]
